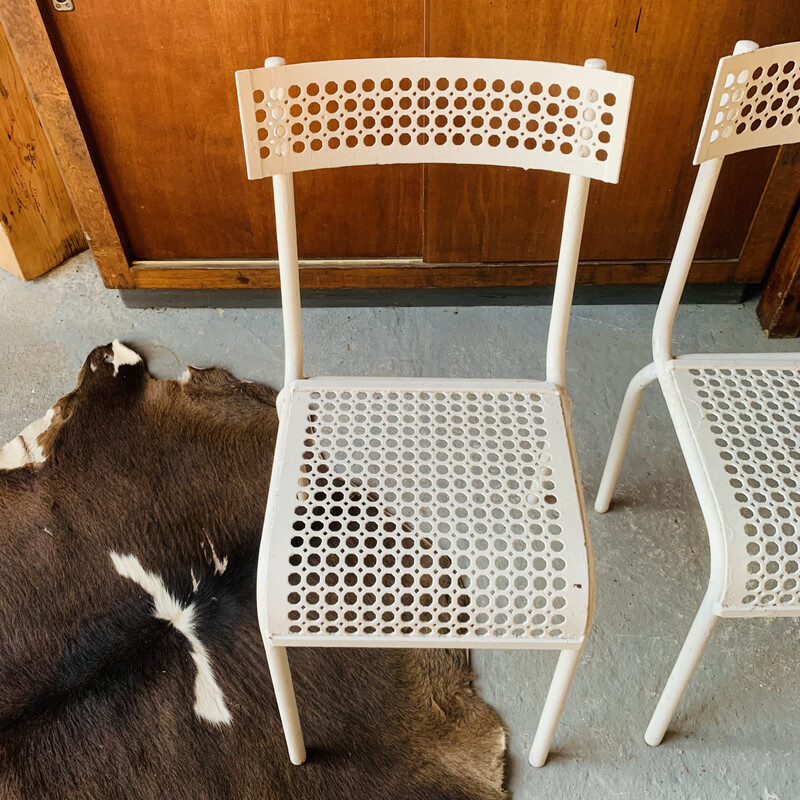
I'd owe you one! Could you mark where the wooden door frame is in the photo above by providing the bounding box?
[3,0,798,293]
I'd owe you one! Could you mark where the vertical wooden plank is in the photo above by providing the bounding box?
[0,20,84,280]
[0,0,133,287]
[736,144,800,283]
[757,206,800,338]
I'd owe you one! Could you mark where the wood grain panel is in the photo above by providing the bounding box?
[131,258,739,290]
[0,20,84,280]
[37,0,423,260]
[425,0,800,270]
[0,0,130,286]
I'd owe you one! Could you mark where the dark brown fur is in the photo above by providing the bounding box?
[0,343,506,800]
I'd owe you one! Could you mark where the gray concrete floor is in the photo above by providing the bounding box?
[2,251,800,799]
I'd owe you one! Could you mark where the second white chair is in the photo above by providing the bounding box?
[596,39,800,746]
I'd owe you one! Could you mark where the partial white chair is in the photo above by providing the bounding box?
[595,40,800,746]
[236,56,633,767]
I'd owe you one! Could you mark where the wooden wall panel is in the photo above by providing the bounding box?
[8,0,798,290]
[37,0,423,260]
[425,1,800,271]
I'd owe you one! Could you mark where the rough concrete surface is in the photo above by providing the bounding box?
[1,252,799,799]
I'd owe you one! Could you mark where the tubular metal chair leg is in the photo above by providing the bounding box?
[529,647,583,767]
[266,644,307,765]
[595,362,658,513]
[645,594,718,747]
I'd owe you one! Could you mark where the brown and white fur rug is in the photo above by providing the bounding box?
[0,341,506,800]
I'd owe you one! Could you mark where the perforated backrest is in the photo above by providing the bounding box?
[695,40,800,163]
[236,57,633,183]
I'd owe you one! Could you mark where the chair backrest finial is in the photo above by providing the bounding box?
[733,40,759,56]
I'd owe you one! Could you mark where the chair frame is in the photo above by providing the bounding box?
[236,55,633,767]
[595,39,800,746]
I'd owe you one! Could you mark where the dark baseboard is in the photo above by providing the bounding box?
[119,283,749,309]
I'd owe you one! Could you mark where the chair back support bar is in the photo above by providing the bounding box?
[546,173,590,385]
[272,173,303,385]
[651,158,723,364]
[654,39,800,363]
[236,57,633,182]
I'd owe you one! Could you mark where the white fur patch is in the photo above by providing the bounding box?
[110,552,232,725]
[204,537,228,575]
[0,408,55,471]
[105,340,142,376]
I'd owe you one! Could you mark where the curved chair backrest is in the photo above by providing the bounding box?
[653,40,800,363]
[235,57,634,389]
[236,57,633,183]
[694,41,800,164]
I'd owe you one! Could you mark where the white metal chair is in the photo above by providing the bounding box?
[595,40,800,747]
[236,56,633,767]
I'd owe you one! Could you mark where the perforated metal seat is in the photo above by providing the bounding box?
[236,54,633,768]
[596,39,800,748]
[667,357,800,615]
[265,378,590,646]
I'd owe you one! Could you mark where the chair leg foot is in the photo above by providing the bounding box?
[645,596,718,747]
[529,648,583,767]
[595,362,658,513]
[266,644,307,765]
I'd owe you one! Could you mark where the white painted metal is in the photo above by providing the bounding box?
[529,648,583,766]
[596,39,800,746]
[235,57,633,182]
[272,173,304,386]
[694,41,800,164]
[264,645,306,765]
[594,361,657,513]
[651,158,723,364]
[237,55,633,767]
[644,592,718,747]
[546,174,591,387]
[266,377,591,648]
[669,360,800,615]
